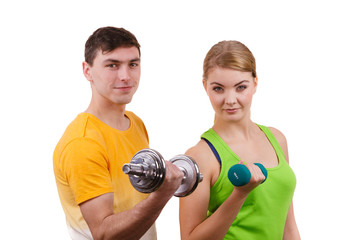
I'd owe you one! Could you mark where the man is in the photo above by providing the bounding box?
[53,26,184,240]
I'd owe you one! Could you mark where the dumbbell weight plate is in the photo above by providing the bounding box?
[126,148,166,193]
[170,155,203,197]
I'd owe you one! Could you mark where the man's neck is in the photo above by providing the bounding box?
[85,100,130,131]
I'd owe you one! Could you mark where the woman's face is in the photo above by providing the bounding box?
[204,67,257,123]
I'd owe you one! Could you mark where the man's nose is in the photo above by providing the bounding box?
[118,66,131,81]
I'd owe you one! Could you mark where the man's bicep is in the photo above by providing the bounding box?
[62,138,113,204]
[80,192,114,238]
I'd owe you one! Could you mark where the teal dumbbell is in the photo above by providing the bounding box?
[228,163,268,187]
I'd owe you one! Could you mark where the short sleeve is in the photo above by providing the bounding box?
[60,137,113,204]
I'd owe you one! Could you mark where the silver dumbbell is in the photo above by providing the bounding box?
[122,148,203,197]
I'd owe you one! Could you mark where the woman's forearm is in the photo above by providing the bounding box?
[185,190,248,240]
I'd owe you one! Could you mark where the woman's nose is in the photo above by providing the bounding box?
[225,92,237,105]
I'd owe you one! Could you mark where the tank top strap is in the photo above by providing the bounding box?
[201,137,222,166]
[257,124,286,164]
[201,128,241,168]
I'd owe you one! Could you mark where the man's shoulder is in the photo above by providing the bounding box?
[125,110,141,122]
[55,113,95,152]
[125,110,146,127]
[62,113,91,138]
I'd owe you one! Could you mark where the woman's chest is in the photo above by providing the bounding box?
[227,137,279,168]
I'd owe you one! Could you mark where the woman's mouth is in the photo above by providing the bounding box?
[224,108,238,113]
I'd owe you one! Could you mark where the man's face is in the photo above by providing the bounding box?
[83,46,141,106]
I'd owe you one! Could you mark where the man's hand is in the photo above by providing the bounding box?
[153,161,184,198]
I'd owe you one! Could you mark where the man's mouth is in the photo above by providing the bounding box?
[114,86,133,91]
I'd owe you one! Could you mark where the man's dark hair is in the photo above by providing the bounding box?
[84,26,141,66]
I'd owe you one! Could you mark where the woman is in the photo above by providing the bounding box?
[179,41,300,239]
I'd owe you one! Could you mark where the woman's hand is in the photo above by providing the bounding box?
[233,161,266,194]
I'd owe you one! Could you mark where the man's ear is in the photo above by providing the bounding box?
[82,62,93,82]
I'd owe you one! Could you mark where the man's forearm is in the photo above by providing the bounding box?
[97,192,173,240]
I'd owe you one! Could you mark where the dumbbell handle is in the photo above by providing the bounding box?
[178,166,195,182]
[123,149,202,197]
[228,163,268,187]
[123,163,189,182]
[123,164,144,175]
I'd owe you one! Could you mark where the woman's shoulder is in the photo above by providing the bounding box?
[267,126,289,162]
[186,139,220,186]
[186,139,212,160]
[186,139,219,168]
[267,126,287,143]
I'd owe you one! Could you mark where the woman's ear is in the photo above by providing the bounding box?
[253,77,258,94]
[202,79,209,95]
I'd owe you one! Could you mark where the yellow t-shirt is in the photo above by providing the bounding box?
[53,111,155,239]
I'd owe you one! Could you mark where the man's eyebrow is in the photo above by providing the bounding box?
[103,58,140,63]
[103,59,120,63]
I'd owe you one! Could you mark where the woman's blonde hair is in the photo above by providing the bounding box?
[203,40,257,81]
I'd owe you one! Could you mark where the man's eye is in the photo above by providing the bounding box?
[106,64,118,68]
[130,63,139,68]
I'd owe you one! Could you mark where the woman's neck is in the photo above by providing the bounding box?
[212,117,256,142]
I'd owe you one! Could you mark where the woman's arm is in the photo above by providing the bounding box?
[283,202,301,240]
[269,127,301,240]
[179,141,265,240]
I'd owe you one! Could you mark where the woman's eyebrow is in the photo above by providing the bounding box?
[210,82,224,86]
[234,80,249,87]
[210,80,249,87]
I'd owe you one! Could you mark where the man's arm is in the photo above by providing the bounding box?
[80,161,183,240]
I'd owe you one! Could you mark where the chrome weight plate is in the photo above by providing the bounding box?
[170,154,203,197]
[123,148,166,193]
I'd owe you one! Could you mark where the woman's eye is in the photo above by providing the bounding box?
[213,87,223,92]
[237,85,247,91]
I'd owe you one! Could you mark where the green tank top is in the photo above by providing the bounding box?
[201,125,296,240]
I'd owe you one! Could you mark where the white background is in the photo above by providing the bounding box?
[1,0,359,239]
